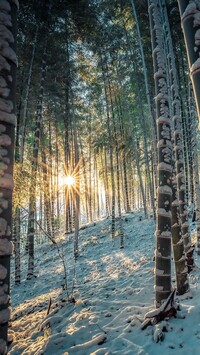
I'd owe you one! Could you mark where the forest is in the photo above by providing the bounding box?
[0,0,200,354]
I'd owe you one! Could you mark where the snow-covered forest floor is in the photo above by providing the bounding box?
[9,211,200,355]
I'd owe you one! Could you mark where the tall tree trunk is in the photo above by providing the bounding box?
[130,0,157,211]
[0,1,17,351]
[41,144,52,238]
[48,118,55,240]
[177,1,200,122]
[189,89,200,255]
[79,135,89,223]
[122,26,155,218]
[149,0,173,306]
[161,0,190,291]
[27,44,47,279]
[102,60,116,238]
[20,25,38,163]
[14,207,20,285]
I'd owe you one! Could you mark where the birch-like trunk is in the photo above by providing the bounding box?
[0,0,17,351]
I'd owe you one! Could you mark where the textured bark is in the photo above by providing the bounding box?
[0,0,17,350]
[189,88,200,255]
[161,0,189,292]
[149,0,173,306]
[178,0,200,122]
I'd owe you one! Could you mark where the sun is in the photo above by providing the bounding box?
[58,174,75,188]
[64,175,75,188]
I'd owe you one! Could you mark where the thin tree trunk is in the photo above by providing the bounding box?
[20,26,38,163]
[27,43,47,279]
[101,57,116,238]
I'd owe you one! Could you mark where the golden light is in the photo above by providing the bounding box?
[64,175,75,188]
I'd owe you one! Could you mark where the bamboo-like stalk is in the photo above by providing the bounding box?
[149,0,173,306]
[177,0,200,122]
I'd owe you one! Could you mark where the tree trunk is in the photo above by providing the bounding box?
[177,0,200,122]
[161,0,190,292]
[149,0,173,307]
[27,44,47,279]
[0,1,17,351]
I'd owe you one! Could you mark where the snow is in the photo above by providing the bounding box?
[7,211,200,354]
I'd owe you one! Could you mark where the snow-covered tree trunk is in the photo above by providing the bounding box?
[0,0,18,351]
[189,88,200,254]
[27,45,47,279]
[161,0,190,290]
[178,0,200,122]
[149,0,173,306]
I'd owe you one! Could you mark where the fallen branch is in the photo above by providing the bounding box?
[141,289,179,330]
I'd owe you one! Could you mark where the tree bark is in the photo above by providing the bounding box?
[0,0,17,351]
[149,0,173,306]
[177,0,200,122]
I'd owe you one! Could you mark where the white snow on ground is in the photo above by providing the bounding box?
[8,211,200,354]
